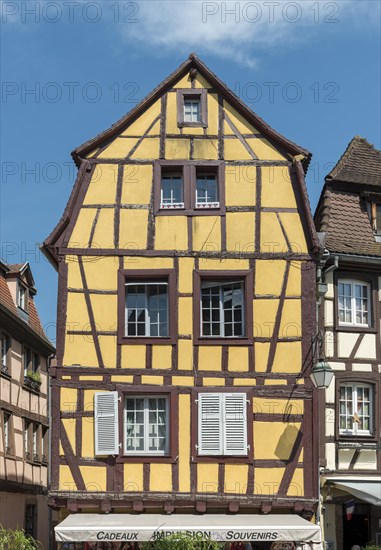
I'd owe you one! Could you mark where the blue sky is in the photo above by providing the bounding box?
[1,0,380,342]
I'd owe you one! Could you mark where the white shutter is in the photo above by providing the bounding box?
[223,393,247,456]
[94,392,119,455]
[198,393,222,455]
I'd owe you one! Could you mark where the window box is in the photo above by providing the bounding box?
[118,269,176,345]
[177,89,208,128]
[153,161,225,217]
[193,270,253,345]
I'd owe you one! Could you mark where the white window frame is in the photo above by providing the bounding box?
[200,281,244,338]
[4,412,11,452]
[197,393,248,456]
[160,173,184,209]
[1,333,10,369]
[18,282,27,310]
[24,347,31,377]
[24,419,30,458]
[338,279,371,327]
[195,173,220,209]
[184,99,201,122]
[124,395,169,456]
[125,282,169,337]
[339,382,373,436]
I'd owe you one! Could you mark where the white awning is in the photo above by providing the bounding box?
[55,513,322,546]
[330,478,381,506]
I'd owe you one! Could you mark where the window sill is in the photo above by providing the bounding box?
[178,122,208,129]
[337,434,376,442]
[155,207,224,217]
[118,336,176,345]
[116,455,177,464]
[193,455,252,464]
[335,325,376,334]
[194,337,252,346]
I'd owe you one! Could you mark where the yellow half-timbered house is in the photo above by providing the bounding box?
[44,54,323,548]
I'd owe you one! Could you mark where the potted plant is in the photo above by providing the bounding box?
[25,370,41,390]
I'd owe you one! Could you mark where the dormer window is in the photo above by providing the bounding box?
[18,281,28,311]
[177,89,207,128]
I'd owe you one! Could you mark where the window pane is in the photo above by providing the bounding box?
[184,99,200,122]
[196,175,218,206]
[161,174,183,207]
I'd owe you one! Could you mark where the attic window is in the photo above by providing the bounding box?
[177,89,207,128]
[17,281,28,312]
[369,202,381,240]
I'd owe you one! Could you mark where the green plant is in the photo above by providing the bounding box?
[142,532,223,549]
[364,545,381,550]
[0,524,40,549]
[25,370,41,383]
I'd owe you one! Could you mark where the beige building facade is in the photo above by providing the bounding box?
[0,260,55,548]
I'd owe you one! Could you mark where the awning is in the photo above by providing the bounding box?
[329,478,381,506]
[55,513,322,546]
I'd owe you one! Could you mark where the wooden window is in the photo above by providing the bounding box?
[193,270,253,345]
[18,281,28,311]
[42,427,48,463]
[124,395,169,455]
[1,332,10,375]
[32,424,39,462]
[24,419,31,459]
[154,161,225,216]
[32,352,39,373]
[3,412,12,453]
[339,382,373,436]
[23,347,32,377]
[118,269,176,345]
[177,89,207,128]
[94,392,119,456]
[338,280,370,326]
[197,393,248,456]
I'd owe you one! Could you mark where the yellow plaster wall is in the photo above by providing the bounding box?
[261,167,296,208]
[260,213,287,254]
[203,377,225,386]
[98,335,117,369]
[119,209,148,249]
[254,422,301,460]
[124,463,143,491]
[192,216,221,251]
[178,394,191,492]
[97,138,136,159]
[80,466,107,491]
[60,419,76,456]
[254,343,270,372]
[66,293,90,331]
[177,340,193,370]
[194,74,213,89]
[152,346,172,369]
[150,464,172,492]
[141,375,164,385]
[199,258,249,270]
[228,347,249,372]
[253,300,278,339]
[166,139,190,159]
[60,387,77,412]
[272,342,301,373]
[155,216,188,250]
[207,94,219,134]
[226,212,255,252]
[178,258,194,293]
[121,164,153,204]
[89,209,115,248]
[224,464,248,494]
[198,346,221,371]
[248,139,286,161]
[287,263,302,296]
[193,139,218,160]
[124,256,174,269]
[223,102,258,135]
[83,390,97,411]
[225,165,256,206]
[280,300,302,338]
[82,418,95,457]
[131,138,159,160]
[67,258,82,288]
[83,165,118,205]
[166,92,180,134]
[178,297,193,335]
[172,376,194,386]
[224,138,252,161]
[254,398,304,416]
[59,465,75,491]
[288,469,304,496]
[121,345,146,369]
[121,100,161,136]
[197,463,219,493]
[255,260,285,296]
[279,213,308,253]
[64,334,98,367]
[83,257,119,290]
[255,467,285,496]
[90,295,117,332]
[68,208,97,248]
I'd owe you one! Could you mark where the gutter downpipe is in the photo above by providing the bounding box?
[315,253,338,542]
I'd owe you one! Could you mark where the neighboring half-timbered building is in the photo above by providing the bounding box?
[43,54,323,548]
[0,260,55,548]
[315,137,381,550]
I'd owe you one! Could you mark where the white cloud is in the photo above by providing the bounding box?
[120,0,379,68]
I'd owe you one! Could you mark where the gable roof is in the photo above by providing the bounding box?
[315,137,381,258]
[72,53,311,168]
[326,136,381,186]
[0,261,55,350]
